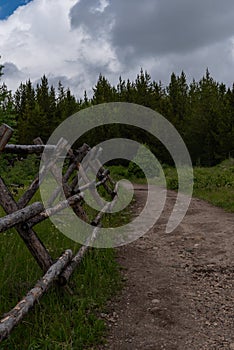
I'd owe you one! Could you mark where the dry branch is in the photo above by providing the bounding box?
[0,250,73,343]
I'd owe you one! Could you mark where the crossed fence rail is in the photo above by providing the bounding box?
[0,123,118,342]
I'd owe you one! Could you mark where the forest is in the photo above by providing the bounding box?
[1,62,234,166]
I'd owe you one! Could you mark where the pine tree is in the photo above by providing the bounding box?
[92,74,116,104]
[0,62,17,142]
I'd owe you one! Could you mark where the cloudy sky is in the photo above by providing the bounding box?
[1,0,234,98]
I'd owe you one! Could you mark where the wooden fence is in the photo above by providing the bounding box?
[0,123,118,342]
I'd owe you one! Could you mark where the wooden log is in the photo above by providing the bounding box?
[88,160,113,195]
[3,144,56,154]
[59,182,119,285]
[91,182,119,226]
[0,249,73,343]
[73,175,109,194]
[34,137,65,207]
[44,144,90,223]
[63,144,90,183]
[59,227,100,285]
[17,138,69,209]
[0,177,53,272]
[95,158,115,185]
[28,193,84,227]
[78,164,103,206]
[45,144,90,206]
[0,124,13,152]
[0,202,44,233]
[46,174,108,213]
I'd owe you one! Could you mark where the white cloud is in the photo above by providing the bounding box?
[0,0,120,96]
[1,0,234,98]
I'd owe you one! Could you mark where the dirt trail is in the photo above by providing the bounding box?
[99,185,234,350]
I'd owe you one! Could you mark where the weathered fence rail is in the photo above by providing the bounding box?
[0,123,117,342]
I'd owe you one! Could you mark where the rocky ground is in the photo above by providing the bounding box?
[99,185,234,350]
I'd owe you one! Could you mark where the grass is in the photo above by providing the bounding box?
[0,157,127,349]
[162,159,234,212]
[110,158,234,212]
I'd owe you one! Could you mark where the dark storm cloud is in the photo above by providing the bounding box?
[70,0,234,57]
[70,0,112,35]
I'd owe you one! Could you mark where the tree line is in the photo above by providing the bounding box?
[0,63,234,166]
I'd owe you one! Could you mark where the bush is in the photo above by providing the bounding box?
[127,144,159,179]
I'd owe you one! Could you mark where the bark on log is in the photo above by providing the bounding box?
[0,202,44,233]
[78,164,103,207]
[0,124,13,152]
[59,227,100,285]
[0,249,73,343]
[0,177,53,272]
[63,144,90,183]
[28,193,84,227]
[3,144,56,154]
[45,144,90,206]
[17,138,69,209]
[88,160,113,195]
[74,176,108,194]
[59,182,119,285]
[91,182,119,226]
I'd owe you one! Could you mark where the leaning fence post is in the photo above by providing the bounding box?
[0,124,13,152]
[0,177,54,272]
[0,124,53,272]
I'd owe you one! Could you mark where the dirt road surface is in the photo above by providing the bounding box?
[99,185,234,350]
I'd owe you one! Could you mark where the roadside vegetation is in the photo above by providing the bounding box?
[163,158,234,212]
[110,158,234,213]
[0,158,123,350]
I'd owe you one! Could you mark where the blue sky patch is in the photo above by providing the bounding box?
[0,0,33,20]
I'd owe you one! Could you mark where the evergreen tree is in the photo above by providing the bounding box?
[92,74,116,104]
[0,63,16,141]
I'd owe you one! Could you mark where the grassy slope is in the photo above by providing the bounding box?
[110,159,234,213]
[164,159,234,212]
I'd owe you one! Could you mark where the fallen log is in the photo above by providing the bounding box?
[0,249,73,343]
